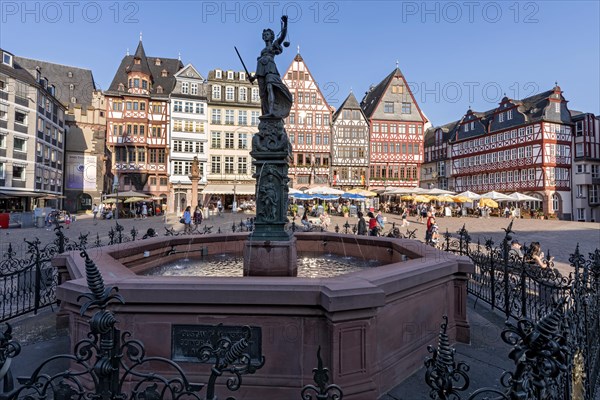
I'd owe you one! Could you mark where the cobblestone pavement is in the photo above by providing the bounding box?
[0,211,597,274]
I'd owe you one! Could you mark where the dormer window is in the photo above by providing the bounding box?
[134,58,141,65]
[118,83,125,91]
[69,84,74,90]
[554,103,560,113]
[499,112,504,122]
[464,124,469,132]
[227,71,234,80]
[215,70,222,79]
[470,121,474,129]
[181,82,189,94]
[2,52,12,67]
[156,86,163,94]
[71,97,76,103]
[161,69,168,77]
[507,109,513,120]
[67,71,73,78]
[240,72,246,81]
[142,80,148,90]
[155,58,161,66]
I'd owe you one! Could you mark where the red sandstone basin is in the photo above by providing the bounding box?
[54,232,473,400]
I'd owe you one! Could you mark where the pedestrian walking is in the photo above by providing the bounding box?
[142,203,148,219]
[92,204,98,224]
[357,211,367,235]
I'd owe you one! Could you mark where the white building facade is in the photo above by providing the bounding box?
[169,64,208,213]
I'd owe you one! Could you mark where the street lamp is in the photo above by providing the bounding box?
[176,180,181,215]
[112,174,119,220]
[232,179,238,213]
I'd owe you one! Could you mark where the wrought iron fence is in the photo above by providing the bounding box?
[0,250,343,400]
[438,221,600,400]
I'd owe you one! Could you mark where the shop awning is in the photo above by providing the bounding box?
[202,184,255,195]
[0,191,45,198]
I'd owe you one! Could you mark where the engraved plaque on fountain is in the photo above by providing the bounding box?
[171,325,262,364]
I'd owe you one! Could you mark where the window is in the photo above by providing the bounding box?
[211,109,222,125]
[211,156,221,173]
[225,132,234,149]
[15,110,27,125]
[184,102,193,113]
[401,103,411,114]
[384,102,394,113]
[590,185,599,204]
[13,137,26,152]
[173,101,182,112]
[576,185,585,198]
[173,120,182,132]
[211,132,221,148]
[212,85,221,100]
[555,103,560,113]
[251,88,259,102]
[227,71,234,80]
[239,87,247,102]
[238,133,248,149]
[225,110,235,125]
[224,156,234,174]
[238,111,247,125]
[592,165,600,179]
[575,143,584,157]
[225,86,234,101]
[12,165,25,180]
[238,157,247,174]
[251,111,260,126]
[526,146,532,158]
[215,70,222,79]
[306,134,312,145]
[528,168,535,181]
[577,208,586,221]
[2,53,12,66]
[195,103,204,114]
[507,109,513,120]
[499,112,504,123]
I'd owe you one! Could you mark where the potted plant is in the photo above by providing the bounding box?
[342,205,349,218]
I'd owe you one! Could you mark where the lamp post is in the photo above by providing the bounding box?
[176,180,181,215]
[112,174,119,220]
[232,179,238,213]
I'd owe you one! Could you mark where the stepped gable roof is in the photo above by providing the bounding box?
[333,91,363,120]
[360,68,398,118]
[14,56,96,108]
[106,45,183,96]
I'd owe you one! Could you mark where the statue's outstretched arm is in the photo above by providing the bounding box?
[276,15,288,46]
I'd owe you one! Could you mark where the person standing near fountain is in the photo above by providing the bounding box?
[183,206,192,234]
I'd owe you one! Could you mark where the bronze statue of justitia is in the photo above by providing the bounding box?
[248,15,293,119]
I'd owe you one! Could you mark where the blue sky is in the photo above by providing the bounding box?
[1,0,598,124]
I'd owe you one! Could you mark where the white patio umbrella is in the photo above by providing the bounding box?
[480,191,514,201]
[508,192,541,202]
[306,186,344,195]
[385,187,424,195]
[457,191,481,200]
[288,188,303,194]
[423,188,456,195]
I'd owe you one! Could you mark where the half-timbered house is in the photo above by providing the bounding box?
[283,53,332,188]
[450,85,573,218]
[571,111,600,221]
[421,121,459,190]
[360,67,427,189]
[331,92,369,188]
[105,39,183,202]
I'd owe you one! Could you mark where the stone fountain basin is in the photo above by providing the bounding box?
[54,232,473,400]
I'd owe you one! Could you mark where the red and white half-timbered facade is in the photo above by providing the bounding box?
[105,40,183,199]
[360,67,427,189]
[283,53,332,188]
[449,86,574,218]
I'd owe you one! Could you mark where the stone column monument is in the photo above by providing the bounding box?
[189,156,200,209]
[240,15,297,276]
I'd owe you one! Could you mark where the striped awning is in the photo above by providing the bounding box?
[202,184,255,195]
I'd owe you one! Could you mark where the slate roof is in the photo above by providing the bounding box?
[360,68,398,118]
[0,54,37,86]
[332,91,366,121]
[424,120,460,147]
[106,41,183,97]
[14,56,96,108]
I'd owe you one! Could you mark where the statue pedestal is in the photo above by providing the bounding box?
[243,237,297,277]
[245,115,296,276]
